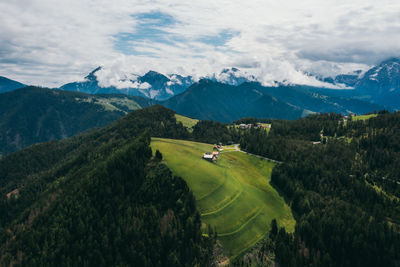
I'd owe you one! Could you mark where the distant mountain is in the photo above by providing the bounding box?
[0,87,155,155]
[60,67,122,95]
[354,58,400,108]
[256,83,383,115]
[321,71,362,88]
[162,80,383,123]
[138,70,194,99]
[59,67,260,100]
[0,76,26,93]
[309,58,400,109]
[163,80,306,122]
[333,71,362,87]
[208,67,256,86]
[60,68,195,100]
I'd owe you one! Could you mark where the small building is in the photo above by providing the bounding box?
[257,123,271,129]
[213,145,222,151]
[203,152,218,162]
[239,124,253,129]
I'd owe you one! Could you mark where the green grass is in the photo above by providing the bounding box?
[352,114,378,121]
[175,114,199,131]
[259,123,272,134]
[76,96,142,113]
[151,138,295,259]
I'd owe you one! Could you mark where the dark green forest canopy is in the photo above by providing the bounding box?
[2,105,400,266]
[237,111,400,267]
[0,105,214,266]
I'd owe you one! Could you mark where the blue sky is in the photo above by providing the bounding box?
[1,0,400,87]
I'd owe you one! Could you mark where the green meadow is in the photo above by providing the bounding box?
[352,114,378,121]
[151,138,295,259]
[175,114,199,131]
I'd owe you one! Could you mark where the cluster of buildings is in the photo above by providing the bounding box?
[202,151,220,162]
[238,123,271,129]
[202,145,221,162]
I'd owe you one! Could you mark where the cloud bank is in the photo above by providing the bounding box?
[1,0,399,87]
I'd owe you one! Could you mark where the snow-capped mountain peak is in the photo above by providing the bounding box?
[362,58,400,84]
[209,67,256,86]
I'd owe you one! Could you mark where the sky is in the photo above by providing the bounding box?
[1,0,400,88]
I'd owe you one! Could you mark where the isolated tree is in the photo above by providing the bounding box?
[270,219,278,238]
[155,149,163,161]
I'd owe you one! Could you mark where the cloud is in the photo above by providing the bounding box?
[1,0,400,88]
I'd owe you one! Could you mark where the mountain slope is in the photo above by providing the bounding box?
[0,87,155,156]
[209,67,256,85]
[162,80,383,123]
[138,71,194,99]
[309,58,400,110]
[60,67,119,94]
[0,106,211,265]
[162,80,305,123]
[0,76,26,93]
[268,84,383,114]
[354,58,400,108]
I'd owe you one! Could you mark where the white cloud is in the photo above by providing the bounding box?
[1,0,400,88]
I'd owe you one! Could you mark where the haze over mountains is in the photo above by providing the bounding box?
[60,67,195,101]
[0,57,399,125]
[56,57,400,111]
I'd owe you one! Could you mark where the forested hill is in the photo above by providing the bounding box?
[0,105,214,266]
[237,112,400,267]
[2,103,400,266]
[0,86,155,156]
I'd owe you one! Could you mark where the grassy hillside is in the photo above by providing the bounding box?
[352,113,378,121]
[175,114,199,131]
[151,138,295,259]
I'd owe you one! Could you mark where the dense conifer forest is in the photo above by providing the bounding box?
[1,105,400,266]
[0,106,215,266]
[238,112,400,267]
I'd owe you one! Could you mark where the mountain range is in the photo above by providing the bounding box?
[161,80,382,122]
[313,58,400,109]
[55,58,400,108]
[0,58,399,125]
[60,67,195,101]
[58,67,260,101]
